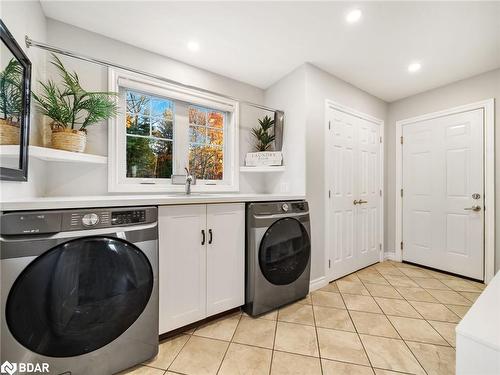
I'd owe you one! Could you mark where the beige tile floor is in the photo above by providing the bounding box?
[120,261,485,375]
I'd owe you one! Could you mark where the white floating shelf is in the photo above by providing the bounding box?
[240,166,285,173]
[0,145,107,165]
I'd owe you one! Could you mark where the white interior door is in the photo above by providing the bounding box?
[327,108,381,280]
[402,109,484,280]
[357,119,381,267]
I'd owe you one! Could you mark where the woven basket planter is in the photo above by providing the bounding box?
[51,129,87,153]
[0,119,20,145]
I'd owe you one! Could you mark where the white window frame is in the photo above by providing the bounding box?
[108,68,239,193]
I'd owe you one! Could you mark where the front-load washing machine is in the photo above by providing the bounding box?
[0,206,159,375]
[244,201,311,316]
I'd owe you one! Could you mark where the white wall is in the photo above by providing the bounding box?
[0,0,47,200]
[385,68,500,273]
[264,65,307,195]
[304,63,388,281]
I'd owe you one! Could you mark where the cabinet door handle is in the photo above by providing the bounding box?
[201,229,205,245]
[208,229,213,244]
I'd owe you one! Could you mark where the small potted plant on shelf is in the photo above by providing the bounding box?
[32,54,118,153]
[245,115,283,167]
[0,58,23,145]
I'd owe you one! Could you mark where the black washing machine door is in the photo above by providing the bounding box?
[258,218,311,286]
[6,236,153,358]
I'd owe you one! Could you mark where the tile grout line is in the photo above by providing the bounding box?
[215,313,243,374]
[310,288,325,375]
[335,286,375,372]
[268,308,279,375]
[164,333,194,374]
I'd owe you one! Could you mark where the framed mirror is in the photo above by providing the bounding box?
[0,20,31,181]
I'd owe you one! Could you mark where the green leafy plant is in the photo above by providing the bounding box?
[0,58,23,124]
[251,115,275,151]
[32,54,118,132]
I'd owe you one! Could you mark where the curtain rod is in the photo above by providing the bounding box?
[25,36,283,113]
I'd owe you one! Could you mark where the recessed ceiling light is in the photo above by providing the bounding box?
[187,41,199,52]
[408,62,422,73]
[346,9,362,23]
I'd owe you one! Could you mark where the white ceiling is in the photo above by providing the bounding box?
[40,1,500,102]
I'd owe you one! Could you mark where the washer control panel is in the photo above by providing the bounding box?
[249,200,309,216]
[111,210,146,225]
[61,207,156,231]
[0,207,157,235]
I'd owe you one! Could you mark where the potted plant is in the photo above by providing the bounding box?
[0,58,23,145]
[245,115,283,166]
[32,54,118,153]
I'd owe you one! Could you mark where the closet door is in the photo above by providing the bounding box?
[356,117,381,270]
[327,110,358,279]
[327,107,381,280]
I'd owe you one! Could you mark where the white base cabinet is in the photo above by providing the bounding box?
[158,203,245,334]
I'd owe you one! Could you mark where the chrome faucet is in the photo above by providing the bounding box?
[185,167,193,195]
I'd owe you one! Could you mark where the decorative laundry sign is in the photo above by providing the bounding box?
[245,151,283,166]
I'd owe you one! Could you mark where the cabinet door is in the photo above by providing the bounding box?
[158,205,207,334]
[206,203,245,316]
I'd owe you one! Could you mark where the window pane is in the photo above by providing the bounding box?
[189,126,207,143]
[126,91,150,116]
[189,144,223,181]
[151,98,173,118]
[207,128,223,146]
[188,106,206,126]
[126,137,172,178]
[152,118,173,139]
[207,111,224,129]
[126,114,150,136]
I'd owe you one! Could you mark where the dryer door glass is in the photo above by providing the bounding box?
[259,218,311,285]
[6,236,153,357]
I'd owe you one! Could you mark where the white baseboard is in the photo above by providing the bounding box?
[384,252,399,261]
[309,276,328,292]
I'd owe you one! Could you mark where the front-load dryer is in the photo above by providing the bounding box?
[244,201,311,316]
[0,206,159,375]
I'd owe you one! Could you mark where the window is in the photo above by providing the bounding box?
[108,70,239,193]
[126,91,174,179]
[188,106,224,180]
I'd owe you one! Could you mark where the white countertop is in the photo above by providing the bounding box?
[0,193,306,211]
[456,270,500,352]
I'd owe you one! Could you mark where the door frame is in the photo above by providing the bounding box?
[395,99,495,283]
[324,99,385,282]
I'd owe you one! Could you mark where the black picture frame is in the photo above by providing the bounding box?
[0,19,31,181]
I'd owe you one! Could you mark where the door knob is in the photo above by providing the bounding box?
[464,205,481,212]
